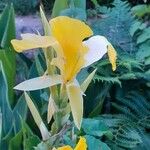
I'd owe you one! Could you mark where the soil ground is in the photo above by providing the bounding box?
[15,15,42,38]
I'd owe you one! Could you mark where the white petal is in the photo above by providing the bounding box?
[83,35,110,67]
[14,75,62,91]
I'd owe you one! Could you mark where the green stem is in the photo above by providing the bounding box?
[44,48,58,100]
[51,85,71,134]
[44,48,70,134]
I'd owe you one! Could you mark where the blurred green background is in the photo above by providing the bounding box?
[0,0,149,15]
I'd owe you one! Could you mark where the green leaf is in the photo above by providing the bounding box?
[130,21,146,37]
[88,98,104,117]
[34,142,49,150]
[136,40,150,60]
[0,4,15,48]
[24,135,40,150]
[0,50,16,105]
[85,135,111,150]
[13,94,27,133]
[97,114,143,149]
[22,120,40,150]
[40,6,51,35]
[51,0,68,18]
[0,110,2,143]
[0,50,15,138]
[132,4,150,18]
[0,5,10,43]
[137,27,150,44]
[9,119,40,150]
[8,130,22,150]
[0,7,16,142]
[74,0,86,10]
[94,74,121,86]
[82,118,113,139]
[60,7,87,21]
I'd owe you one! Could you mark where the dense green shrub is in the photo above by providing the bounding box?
[0,0,39,15]
[12,0,39,15]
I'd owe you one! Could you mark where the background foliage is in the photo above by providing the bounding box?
[0,0,150,149]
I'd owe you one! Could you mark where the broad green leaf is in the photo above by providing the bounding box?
[82,119,113,138]
[51,0,68,18]
[8,130,22,150]
[17,119,40,150]
[132,4,150,18]
[0,4,16,142]
[24,92,50,140]
[14,75,62,91]
[24,134,40,150]
[0,4,15,48]
[130,21,146,37]
[13,94,27,133]
[85,135,111,150]
[136,40,150,60]
[0,5,10,44]
[145,57,150,65]
[0,50,16,105]
[60,7,87,21]
[40,6,51,35]
[0,110,2,143]
[74,0,86,10]
[0,51,15,137]
[1,4,15,48]
[81,69,96,93]
[91,0,99,6]
[9,120,40,150]
[66,81,83,129]
[88,98,104,117]
[137,27,150,44]
[34,52,45,76]
[35,142,49,150]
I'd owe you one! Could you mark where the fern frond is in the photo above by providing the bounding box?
[94,74,121,85]
[97,114,142,149]
[92,0,137,53]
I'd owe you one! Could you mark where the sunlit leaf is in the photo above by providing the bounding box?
[24,92,50,140]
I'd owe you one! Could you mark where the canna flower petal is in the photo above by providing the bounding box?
[50,16,93,82]
[83,35,117,70]
[14,75,62,91]
[57,146,73,150]
[83,35,109,67]
[11,33,58,52]
[107,44,117,71]
[57,137,87,150]
[74,137,87,150]
[66,81,83,129]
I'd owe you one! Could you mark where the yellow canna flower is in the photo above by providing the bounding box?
[11,16,117,129]
[56,137,87,150]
